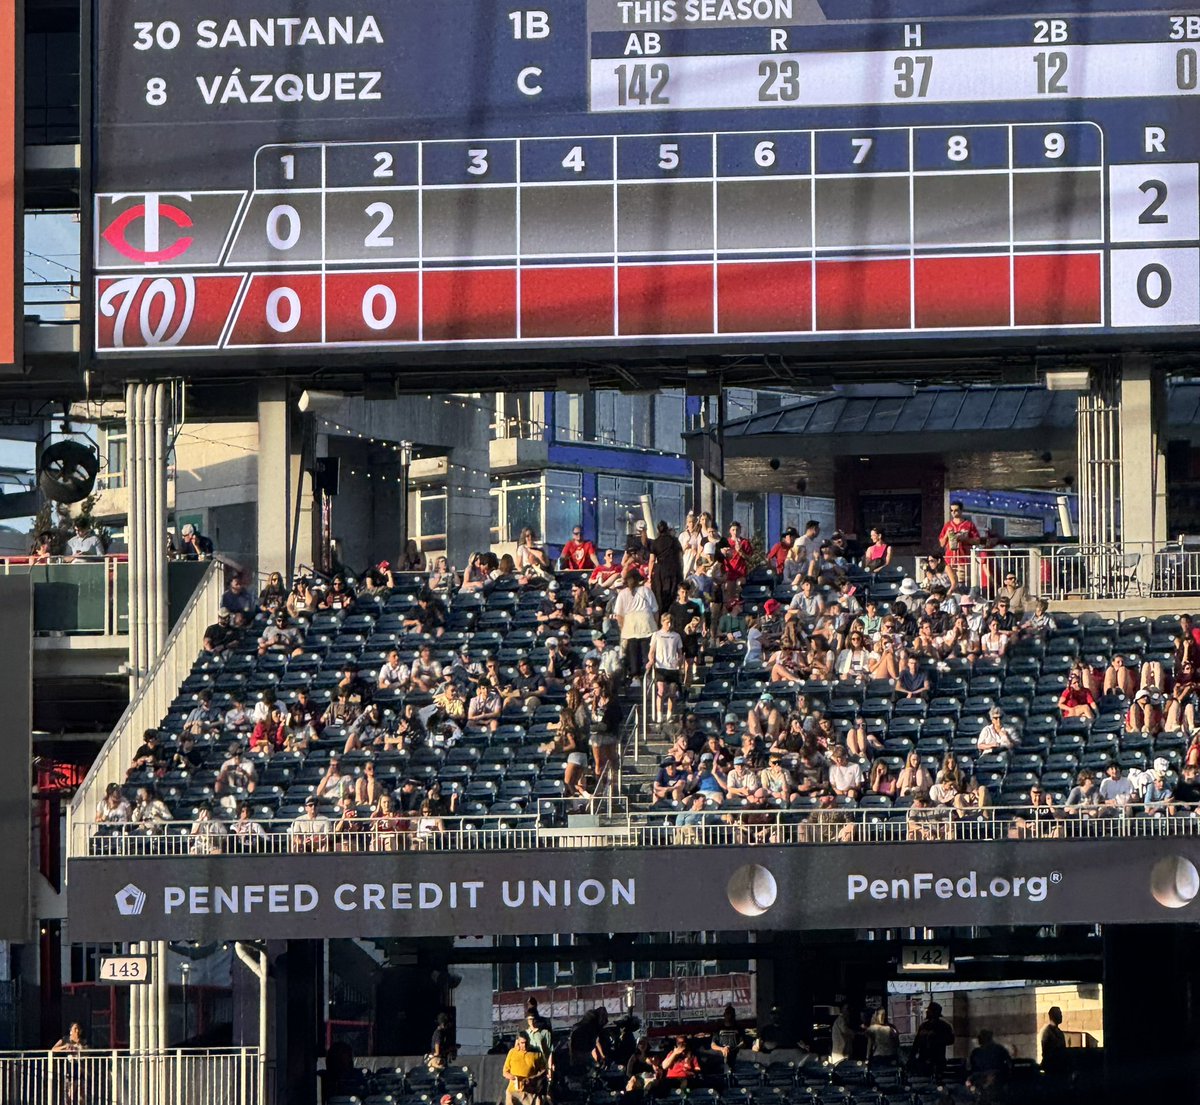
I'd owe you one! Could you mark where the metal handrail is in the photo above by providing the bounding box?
[68,562,224,827]
[71,802,1200,858]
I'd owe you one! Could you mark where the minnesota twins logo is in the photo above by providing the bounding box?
[101,195,195,263]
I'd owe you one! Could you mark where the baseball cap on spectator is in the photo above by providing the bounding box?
[733,756,746,765]
[181,523,195,536]
[764,599,781,616]
[783,527,799,539]
[303,796,317,807]
[898,578,920,596]
[959,594,975,608]
[701,753,714,761]
[377,560,390,571]
[590,630,605,642]
[218,607,230,619]
[546,636,559,647]
[440,1095,453,1105]
[724,712,738,724]
[1153,757,1170,774]
[661,757,676,767]
[759,692,774,704]
[1135,688,1150,701]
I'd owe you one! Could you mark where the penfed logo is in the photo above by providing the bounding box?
[847,870,1061,904]
[115,884,147,916]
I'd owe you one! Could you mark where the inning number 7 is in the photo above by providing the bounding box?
[851,137,874,165]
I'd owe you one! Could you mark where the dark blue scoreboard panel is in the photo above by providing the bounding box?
[91,1,1200,358]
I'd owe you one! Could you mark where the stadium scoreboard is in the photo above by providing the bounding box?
[91,1,1200,364]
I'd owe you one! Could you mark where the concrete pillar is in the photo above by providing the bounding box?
[257,381,292,579]
[1119,358,1168,555]
[125,382,170,691]
[1103,925,1200,1103]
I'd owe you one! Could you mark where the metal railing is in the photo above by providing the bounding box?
[69,803,1200,858]
[968,541,1200,603]
[0,1046,260,1105]
[67,562,225,840]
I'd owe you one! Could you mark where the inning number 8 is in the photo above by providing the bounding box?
[947,134,969,162]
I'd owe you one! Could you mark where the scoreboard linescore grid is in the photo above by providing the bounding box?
[90,1,1200,364]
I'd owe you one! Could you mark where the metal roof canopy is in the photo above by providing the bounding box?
[685,383,1200,496]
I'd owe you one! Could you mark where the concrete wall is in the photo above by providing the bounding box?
[950,983,1102,1064]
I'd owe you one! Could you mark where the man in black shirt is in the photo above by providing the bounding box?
[129,730,168,777]
[1175,763,1200,812]
[203,608,238,655]
[171,734,205,773]
[507,657,547,709]
[337,663,372,707]
[989,596,1018,634]
[404,590,446,637]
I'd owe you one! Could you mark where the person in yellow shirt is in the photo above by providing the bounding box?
[503,1033,547,1105]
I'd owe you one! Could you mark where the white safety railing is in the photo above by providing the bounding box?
[0,1046,260,1105]
[70,803,1200,857]
[968,541,1200,603]
[68,561,224,838]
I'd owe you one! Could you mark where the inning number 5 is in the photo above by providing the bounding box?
[658,143,680,170]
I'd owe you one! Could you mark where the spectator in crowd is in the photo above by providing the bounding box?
[129,729,168,776]
[1126,687,1164,735]
[203,607,238,656]
[1104,653,1137,698]
[258,611,304,657]
[1065,770,1100,816]
[1099,762,1135,811]
[649,520,684,615]
[29,531,56,563]
[410,645,443,693]
[378,648,409,691]
[1143,769,1174,816]
[1059,671,1097,719]
[250,703,286,754]
[828,745,864,800]
[591,548,623,588]
[648,612,684,722]
[613,571,659,686]
[177,522,213,560]
[404,590,447,638]
[184,691,222,735]
[398,539,425,572]
[994,571,1027,613]
[221,574,255,619]
[516,527,553,580]
[503,1033,547,1105]
[898,655,930,698]
[863,527,892,572]
[189,802,227,855]
[289,796,332,852]
[258,571,287,612]
[230,801,266,851]
[938,502,979,580]
[216,742,257,797]
[897,752,933,797]
[130,785,172,835]
[321,574,357,612]
[911,1002,955,1078]
[1040,1007,1067,1079]
[67,518,103,561]
[1009,785,1063,838]
[968,1029,1012,1101]
[468,679,503,732]
[865,1007,900,1063]
[766,527,798,574]
[661,1036,701,1087]
[561,524,599,571]
[977,706,1017,752]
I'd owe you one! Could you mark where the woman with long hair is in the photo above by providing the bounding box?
[897,752,933,796]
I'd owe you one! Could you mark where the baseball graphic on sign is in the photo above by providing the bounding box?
[1150,855,1200,909]
[727,864,778,917]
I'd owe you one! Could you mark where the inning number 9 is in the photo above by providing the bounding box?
[1044,132,1065,159]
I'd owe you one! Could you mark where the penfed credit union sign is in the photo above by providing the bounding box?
[68,838,1200,941]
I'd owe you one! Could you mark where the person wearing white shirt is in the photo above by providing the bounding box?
[67,520,103,561]
[976,708,1016,753]
[289,797,332,852]
[647,614,684,721]
[376,648,410,690]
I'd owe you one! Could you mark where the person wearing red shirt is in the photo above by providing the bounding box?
[250,704,286,753]
[721,522,753,603]
[766,527,798,574]
[1058,673,1096,719]
[662,1037,701,1085]
[590,548,622,587]
[938,501,980,574]
[560,526,598,571]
